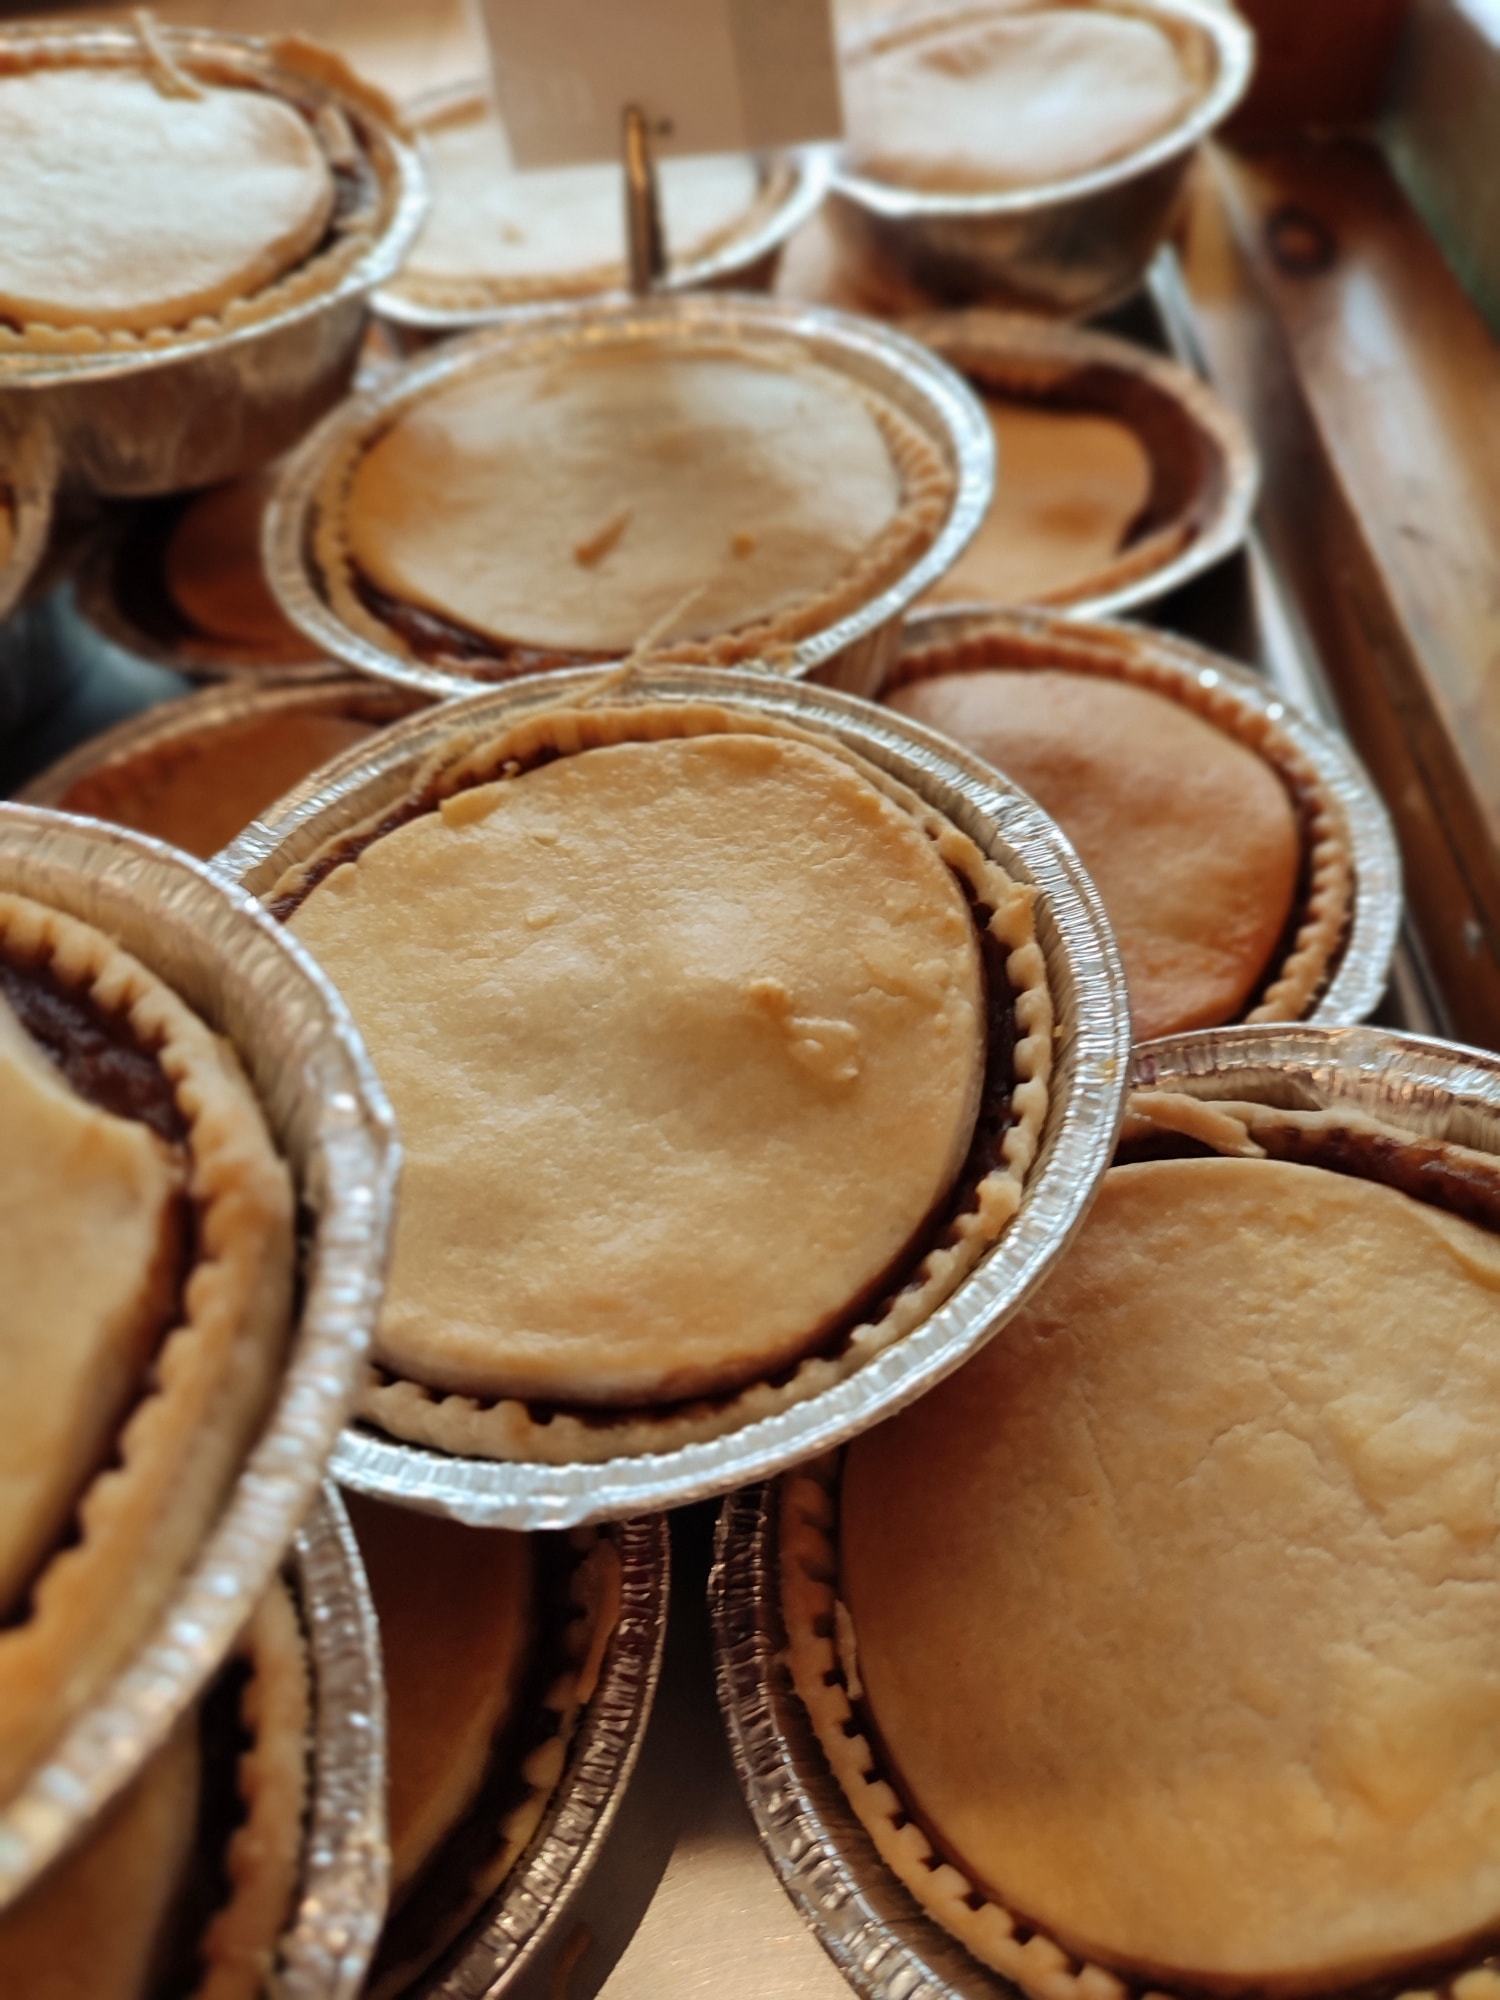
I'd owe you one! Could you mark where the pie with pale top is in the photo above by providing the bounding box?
[843,3,1200,194]
[387,88,770,313]
[0,1578,309,1999]
[309,339,953,676]
[783,1089,1500,1998]
[0,26,391,355]
[0,889,293,1807]
[349,1496,622,1997]
[885,622,1353,1038]
[268,695,1051,1461]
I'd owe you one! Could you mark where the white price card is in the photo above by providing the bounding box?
[474,0,844,169]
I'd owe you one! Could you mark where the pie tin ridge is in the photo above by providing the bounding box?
[708,1021,1500,2000]
[898,308,1261,622]
[0,805,399,1906]
[0,23,428,497]
[826,0,1254,318]
[414,1513,670,1999]
[281,1483,389,1999]
[260,289,998,703]
[897,605,1402,1031]
[215,659,1132,1531]
[375,80,835,336]
[0,414,55,627]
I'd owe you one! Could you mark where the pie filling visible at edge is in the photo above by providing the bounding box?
[781,1089,1500,2000]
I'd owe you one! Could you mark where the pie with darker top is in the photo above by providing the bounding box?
[386,87,776,314]
[307,337,954,676]
[0,1578,309,1999]
[885,621,1354,1039]
[0,888,294,1807]
[0,24,394,356]
[783,1087,1500,1999]
[349,1496,622,1996]
[842,1,1204,195]
[267,694,1051,1461]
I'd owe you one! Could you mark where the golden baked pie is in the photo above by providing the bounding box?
[0,889,293,1805]
[843,3,1200,194]
[0,1578,309,1999]
[387,88,770,313]
[161,472,305,656]
[349,1496,621,1997]
[270,695,1051,1461]
[784,1090,1500,1998]
[52,695,400,861]
[0,25,391,355]
[886,621,1353,1038]
[308,338,953,676]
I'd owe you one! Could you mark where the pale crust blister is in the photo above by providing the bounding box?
[0,892,294,1804]
[368,1529,622,2000]
[779,1093,1500,2000]
[308,352,953,676]
[269,695,1052,1463]
[890,619,1354,1025]
[0,34,395,357]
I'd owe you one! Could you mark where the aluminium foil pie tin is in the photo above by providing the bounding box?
[0,806,399,1904]
[0,24,427,499]
[408,1514,669,1998]
[901,309,1260,620]
[896,606,1402,1028]
[218,662,1131,1531]
[710,1020,1500,2000]
[375,82,833,339]
[262,291,996,704]
[0,411,55,627]
[827,0,1253,317]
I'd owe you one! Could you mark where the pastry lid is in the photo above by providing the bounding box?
[897,606,1402,1028]
[218,661,1130,1529]
[710,1020,1500,2000]
[410,1515,668,1997]
[262,292,995,700]
[280,1485,388,1998]
[901,309,1259,619]
[834,0,1252,218]
[376,82,833,335]
[0,807,398,1904]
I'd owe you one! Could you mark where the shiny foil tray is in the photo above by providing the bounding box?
[897,606,1403,1026]
[827,0,1253,317]
[711,1021,1500,2000]
[262,292,995,702]
[0,808,399,1903]
[217,663,1132,1530]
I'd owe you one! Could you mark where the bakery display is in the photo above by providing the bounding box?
[269,692,1052,1463]
[781,1076,1500,1997]
[886,616,1361,1039]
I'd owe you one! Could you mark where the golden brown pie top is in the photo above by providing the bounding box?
[844,5,1197,193]
[934,399,1153,605]
[346,1495,534,1901]
[161,473,304,653]
[833,1151,1500,1993]
[886,666,1300,1038]
[288,726,985,1408]
[59,708,379,861]
[399,92,762,300]
[0,892,294,1804]
[0,65,334,334]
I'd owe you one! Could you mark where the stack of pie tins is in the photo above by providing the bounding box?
[712,1022,1500,2000]
[0,1485,386,1997]
[260,292,996,701]
[887,607,1401,1039]
[374,83,831,340]
[217,662,1131,1527]
[828,0,1253,314]
[0,22,425,497]
[0,807,397,1910]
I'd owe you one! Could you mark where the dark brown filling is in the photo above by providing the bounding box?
[349,569,616,679]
